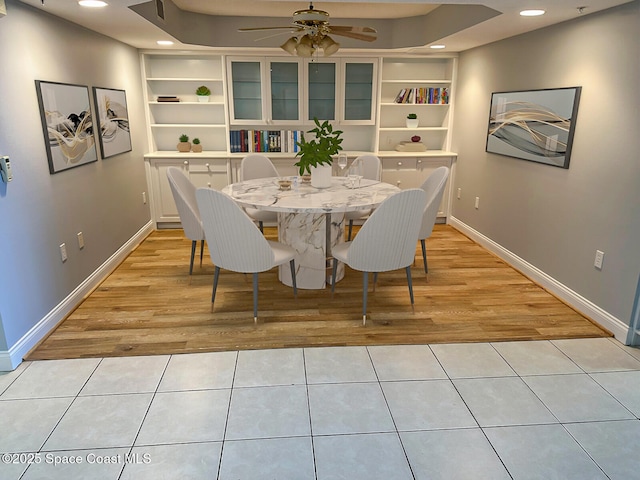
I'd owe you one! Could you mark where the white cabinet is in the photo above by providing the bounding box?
[146,156,230,226]
[227,57,303,125]
[141,53,228,154]
[377,57,455,154]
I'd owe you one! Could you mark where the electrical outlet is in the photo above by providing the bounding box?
[457,188,461,199]
[475,196,480,209]
[142,192,147,204]
[60,243,68,262]
[77,232,85,249]
[594,250,604,269]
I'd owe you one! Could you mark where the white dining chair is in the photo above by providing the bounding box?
[344,154,382,241]
[195,187,297,323]
[239,154,280,233]
[166,167,205,280]
[418,166,450,274]
[331,188,426,325]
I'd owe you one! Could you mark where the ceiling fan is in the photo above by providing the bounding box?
[238,2,377,57]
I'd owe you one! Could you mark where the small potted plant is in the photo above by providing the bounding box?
[191,138,202,153]
[177,134,191,152]
[294,117,343,188]
[196,85,211,102]
[406,113,419,128]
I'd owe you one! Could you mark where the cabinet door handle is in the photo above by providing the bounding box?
[205,163,210,168]
[396,180,402,187]
[207,182,211,187]
[417,159,422,164]
[397,161,402,166]
[183,161,189,166]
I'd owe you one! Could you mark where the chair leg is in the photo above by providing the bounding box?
[421,239,428,273]
[331,259,338,294]
[258,221,264,233]
[253,272,259,324]
[189,240,197,276]
[211,266,220,313]
[289,260,298,298]
[405,266,415,308]
[362,271,369,326]
[199,239,205,267]
[347,220,354,241]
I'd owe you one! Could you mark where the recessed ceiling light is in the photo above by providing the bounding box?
[430,45,446,49]
[520,9,545,16]
[156,40,174,46]
[78,0,108,7]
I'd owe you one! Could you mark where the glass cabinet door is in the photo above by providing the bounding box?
[307,61,336,121]
[343,62,374,121]
[230,61,262,121]
[269,61,300,122]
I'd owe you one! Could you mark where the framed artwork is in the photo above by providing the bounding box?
[486,87,581,168]
[35,80,98,174]
[92,87,132,159]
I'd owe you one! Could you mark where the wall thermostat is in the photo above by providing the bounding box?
[0,156,12,183]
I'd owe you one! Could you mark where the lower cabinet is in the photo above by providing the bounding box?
[146,156,230,226]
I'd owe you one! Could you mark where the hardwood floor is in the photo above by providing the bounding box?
[26,225,611,360]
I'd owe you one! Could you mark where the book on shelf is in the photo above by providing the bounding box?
[229,129,303,154]
[394,87,449,105]
[157,96,180,102]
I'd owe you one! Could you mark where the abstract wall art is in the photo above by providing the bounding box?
[486,87,581,168]
[92,87,132,159]
[35,80,98,174]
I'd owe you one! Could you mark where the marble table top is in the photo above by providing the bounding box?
[222,177,400,214]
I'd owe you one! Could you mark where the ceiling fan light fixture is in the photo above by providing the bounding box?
[296,35,316,57]
[280,37,298,55]
[319,35,339,56]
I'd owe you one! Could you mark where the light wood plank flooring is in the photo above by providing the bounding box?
[27,225,610,360]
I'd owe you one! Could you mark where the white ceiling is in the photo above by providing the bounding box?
[17,0,632,53]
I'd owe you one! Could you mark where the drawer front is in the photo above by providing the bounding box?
[188,160,228,173]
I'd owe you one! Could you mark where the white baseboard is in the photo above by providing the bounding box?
[449,216,629,342]
[0,221,154,371]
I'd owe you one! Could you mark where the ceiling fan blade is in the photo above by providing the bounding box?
[330,26,378,34]
[254,30,303,42]
[238,26,297,32]
[329,29,377,42]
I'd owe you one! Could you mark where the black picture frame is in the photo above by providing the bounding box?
[35,80,98,174]
[486,87,582,168]
[92,86,132,159]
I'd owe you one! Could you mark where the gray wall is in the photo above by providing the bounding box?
[452,1,640,327]
[0,1,150,350]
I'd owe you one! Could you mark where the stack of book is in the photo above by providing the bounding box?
[157,96,180,102]
[394,88,449,105]
[229,130,304,153]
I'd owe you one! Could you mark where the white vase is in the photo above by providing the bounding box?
[197,95,209,103]
[406,118,419,128]
[311,164,332,189]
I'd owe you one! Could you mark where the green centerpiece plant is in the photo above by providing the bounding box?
[294,118,343,176]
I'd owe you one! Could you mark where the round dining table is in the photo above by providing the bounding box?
[222,176,400,289]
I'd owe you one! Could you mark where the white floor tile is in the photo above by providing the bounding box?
[43,394,152,451]
[0,458,29,480]
[21,448,127,480]
[453,377,557,427]
[158,351,237,392]
[308,383,395,435]
[135,389,230,445]
[225,385,310,440]
[431,343,516,378]
[492,340,583,375]
[552,338,640,372]
[1,359,100,399]
[485,424,608,480]
[401,429,511,480]
[304,346,377,383]
[219,437,314,480]
[591,370,640,417]
[368,345,447,381]
[382,380,477,431]
[565,420,640,480]
[234,348,305,387]
[314,433,413,480]
[0,361,30,396]
[121,442,222,480]
[523,374,635,423]
[0,398,73,452]
[80,356,169,395]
